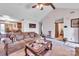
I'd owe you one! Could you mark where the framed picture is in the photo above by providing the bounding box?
[29,23,36,28]
[71,18,79,28]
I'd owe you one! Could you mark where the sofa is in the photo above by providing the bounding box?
[0,32,41,56]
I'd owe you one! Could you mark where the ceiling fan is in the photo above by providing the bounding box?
[32,3,56,10]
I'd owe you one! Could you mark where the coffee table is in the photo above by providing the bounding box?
[25,40,52,56]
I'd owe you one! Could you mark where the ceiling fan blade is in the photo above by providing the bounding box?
[32,5,37,8]
[50,3,56,10]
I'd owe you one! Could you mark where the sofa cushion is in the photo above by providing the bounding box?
[24,33,30,39]
[7,40,25,54]
[15,34,24,41]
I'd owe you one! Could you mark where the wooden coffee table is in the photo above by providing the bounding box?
[25,40,52,56]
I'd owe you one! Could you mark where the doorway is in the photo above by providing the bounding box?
[55,22,64,41]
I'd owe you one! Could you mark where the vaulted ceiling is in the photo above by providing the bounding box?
[0,3,79,22]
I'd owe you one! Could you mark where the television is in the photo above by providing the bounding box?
[29,23,36,28]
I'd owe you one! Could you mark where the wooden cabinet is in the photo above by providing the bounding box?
[5,22,22,33]
[17,22,22,28]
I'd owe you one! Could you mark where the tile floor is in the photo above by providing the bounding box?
[9,38,75,56]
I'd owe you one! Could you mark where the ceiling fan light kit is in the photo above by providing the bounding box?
[32,3,56,10]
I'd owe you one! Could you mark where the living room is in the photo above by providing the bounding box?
[0,3,79,56]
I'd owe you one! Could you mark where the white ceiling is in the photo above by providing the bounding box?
[0,3,79,22]
[0,3,53,21]
[54,3,79,9]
